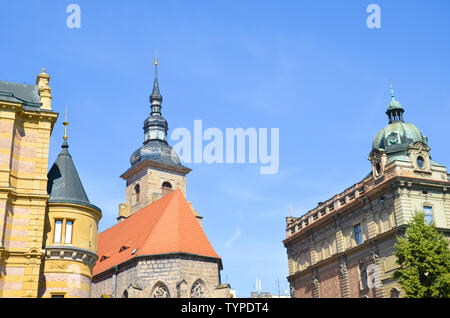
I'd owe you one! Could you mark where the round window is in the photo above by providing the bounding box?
[417,156,424,169]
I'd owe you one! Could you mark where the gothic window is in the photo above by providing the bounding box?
[190,280,206,298]
[122,290,128,298]
[151,283,170,298]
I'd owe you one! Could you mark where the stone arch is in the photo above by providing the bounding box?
[190,279,208,298]
[150,281,170,298]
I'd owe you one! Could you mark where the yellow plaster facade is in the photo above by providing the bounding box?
[0,70,101,298]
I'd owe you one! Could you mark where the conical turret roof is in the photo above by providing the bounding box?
[47,140,100,212]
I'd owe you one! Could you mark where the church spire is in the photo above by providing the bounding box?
[386,83,405,124]
[150,58,162,106]
[143,59,168,144]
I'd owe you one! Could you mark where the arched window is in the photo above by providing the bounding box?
[134,184,140,203]
[122,290,128,298]
[161,181,172,197]
[190,280,206,298]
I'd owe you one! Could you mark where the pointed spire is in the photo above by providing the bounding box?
[47,108,100,213]
[62,104,69,149]
[142,59,169,145]
[63,104,69,139]
[150,57,162,104]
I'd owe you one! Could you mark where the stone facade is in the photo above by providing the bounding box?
[91,254,228,298]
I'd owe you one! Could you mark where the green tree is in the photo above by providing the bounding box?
[393,210,450,298]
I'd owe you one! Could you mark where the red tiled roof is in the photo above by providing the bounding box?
[93,189,220,276]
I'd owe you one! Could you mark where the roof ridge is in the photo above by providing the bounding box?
[98,189,178,236]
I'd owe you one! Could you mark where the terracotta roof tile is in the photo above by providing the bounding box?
[93,189,220,276]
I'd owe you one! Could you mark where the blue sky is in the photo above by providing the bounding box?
[1,0,450,297]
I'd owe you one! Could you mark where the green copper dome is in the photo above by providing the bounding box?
[372,122,428,153]
[372,85,428,156]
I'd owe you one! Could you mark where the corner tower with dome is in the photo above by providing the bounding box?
[284,86,450,298]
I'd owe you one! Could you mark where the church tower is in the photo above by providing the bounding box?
[118,60,191,221]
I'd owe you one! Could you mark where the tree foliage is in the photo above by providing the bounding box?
[393,210,450,298]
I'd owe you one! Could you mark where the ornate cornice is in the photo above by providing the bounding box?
[45,245,98,267]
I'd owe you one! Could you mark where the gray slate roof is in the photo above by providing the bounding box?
[130,139,183,167]
[0,80,42,110]
[47,141,101,212]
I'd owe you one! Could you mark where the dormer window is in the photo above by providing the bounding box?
[100,255,109,262]
[119,246,129,253]
[417,156,425,169]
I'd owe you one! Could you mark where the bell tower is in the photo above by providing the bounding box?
[118,60,191,221]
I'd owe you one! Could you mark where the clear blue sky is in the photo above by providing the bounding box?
[1,0,449,297]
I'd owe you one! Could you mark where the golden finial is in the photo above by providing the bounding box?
[154,57,158,66]
[63,104,69,140]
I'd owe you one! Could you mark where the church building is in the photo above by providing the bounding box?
[90,60,231,298]
[284,87,450,298]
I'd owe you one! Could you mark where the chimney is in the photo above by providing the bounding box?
[117,203,130,223]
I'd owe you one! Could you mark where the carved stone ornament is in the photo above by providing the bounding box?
[290,283,296,298]
[371,252,380,263]
[152,285,170,298]
[339,263,347,278]
[190,281,205,298]
[312,276,319,287]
